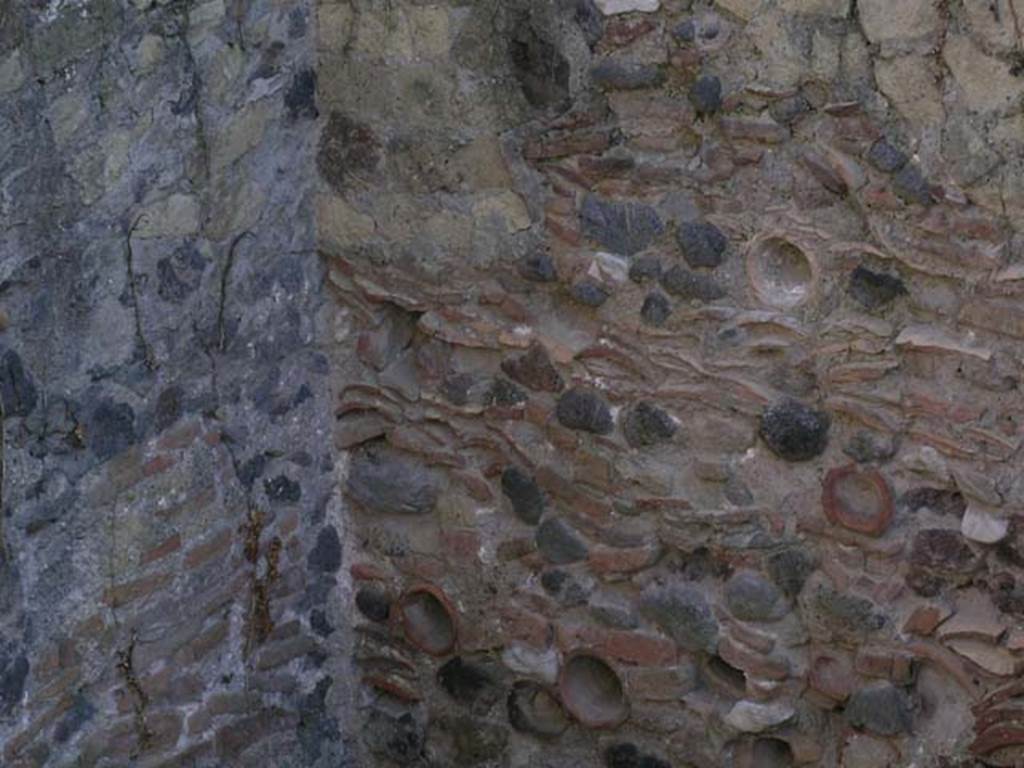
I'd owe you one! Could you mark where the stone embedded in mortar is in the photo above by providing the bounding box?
[629,255,663,283]
[486,378,528,407]
[556,387,614,434]
[317,111,381,193]
[438,657,501,712]
[519,251,558,282]
[806,584,886,640]
[308,525,342,572]
[822,465,894,537]
[688,73,722,116]
[594,0,660,14]
[759,399,830,462]
[622,401,677,447]
[676,220,728,268]
[845,682,913,736]
[961,505,1009,544]
[509,14,571,111]
[902,487,966,517]
[591,60,666,91]
[867,139,908,173]
[907,528,978,596]
[605,743,670,768]
[660,265,726,302]
[265,474,302,504]
[724,571,788,622]
[769,93,812,126]
[355,587,391,623]
[724,700,796,733]
[848,266,907,310]
[892,163,933,206]
[639,584,719,653]
[501,467,546,525]
[580,194,664,256]
[86,399,136,460]
[501,342,564,392]
[448,715,509,765]
[536,517,589,564]
[0,349,38,417]
[640,291,672,326]
[571,277,611,307]
[398,585,457,656]
[575,0,605,48]
[559,653,629,728]
[507,681,570,738]
[347,444,441,515]
[843,431,898,464]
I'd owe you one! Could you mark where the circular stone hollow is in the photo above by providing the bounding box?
[745,234,817,309]
[822,465,894,537]
[398,585,457,656]
[558,653,629,728]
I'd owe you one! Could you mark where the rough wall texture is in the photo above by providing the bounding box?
[4,0,1024,766]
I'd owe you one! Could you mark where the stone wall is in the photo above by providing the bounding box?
[3,0,1024,766]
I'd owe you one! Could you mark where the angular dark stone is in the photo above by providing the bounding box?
[501,343,564,393]
[574,0,604,49]
[347,445,440,515]
[556,387,613,434]
[508,681,569,738]
[846,682,912,736]
[907,528,977,596]
[591,60,666,91]
[53,694,95,743]
[571,278,610,307]
[688,73,722,116]
[519,251,558,282]
[317,112,381,194]
[759,399,830,462]
[355,587,391,623]
[437,658,499,711]
[893,163,933,206]
[676,220,728,268]
[535,517,589,564]
[501,467,546,525]
[265,475,302,504]
[640,291,672,327]
[310,609,335,636]
[766,547,815,598]
[629,255,662,283]
[308,526,342,573]
[154,385,183,432]
[86,399,136,460]
[622,401,676,447]
[156,244,205,303]
[509,16,571,111]
[769,94,811,126]
[724,571,786,622]
[848,266,907,310]
[843,431,898,463]
[0,350,38,418]
[442,372,479,406]
[902,488,966,518]
[660,265,726,302]
[639,584,719,653]
[285,67,318,120]
[0,655,28,713]
[606,743,671,768]
[810,585,886,636]
[364,709,425,766]
[486,378,528,407]
[867,139,908,173]
[581,194,664,256]
[672,20,697,42]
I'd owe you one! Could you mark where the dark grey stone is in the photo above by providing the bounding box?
[660,265,726,302]
[54,694,95,743]
[845,682,913,736]
[519,251,558,282]
[606,743,671,768]
[843,431,898,463]
[0,655,28,713]
[688,73,722,116]
[317,112,381,194]
[893,163,933,206]
[591,60,666,90]
[571,278,611,307]
[573,0,604,49]
[724,571,786,622]
[509,15,571,111]
[581,194,664,256]
[766,547,815,598]
[639,584,719,653]
[501,343,564,393]
[535,517,589,564]
[901,487,966,517]
[85,399,136,460]
[355,587,391,622]
[556,387,613,434]
[866,139,908,173]
[501,467,546,525]
[364,708,425,765]
[848,266,907,310]
[486,378,527,406]
[672,20,697,42]
[640,291,671,326]
[308,526,342,573]
[629,255,662,283]
[769,94,811,126]
[437,657,500,711]
[264,474,302,504]
[0,350,38,418]
[347,445,440,515]
[810,585,886,636]
[622,401,676,447]
[285,67,318,120]
[450,715,508,765]
[759,399,830,462]
[676,220,728,268]
[154,385,183,432]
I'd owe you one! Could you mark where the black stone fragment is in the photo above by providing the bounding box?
[622,402,676,447]
[571,278,610,307]
[265,474,302,504]
[676,220,727,268]
[640,291,671,326]
[0,350,38,418]
[347,444,440,515]
[574,0,604,49]
[308,526,342,573]
[629,255,662,283]
[660,265,725,302]
[487,378,528,407]
[591,60,666,91]
[902,487,966,517]
[848,266,907,310]
[509,15,571,111]
[606,743,671,768]
[759,399,830,462]
[535,517,589,564]
[893,163,933,206]
[769,94,811,126]
[556,387,613,434]
[867,139,908,173]
[501,467,545,524]
[437,657,498,710]
[688,73,722,116]
[86,399,136,460]
[766,547,815,599]
[317,112,381,194]
[54,694,95,743]
[0,656,28,714]
[581,194,664,256]
[519,251,558,282]
[285,67,318,120]
[845,682,913,736]
[355,587,391,622]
